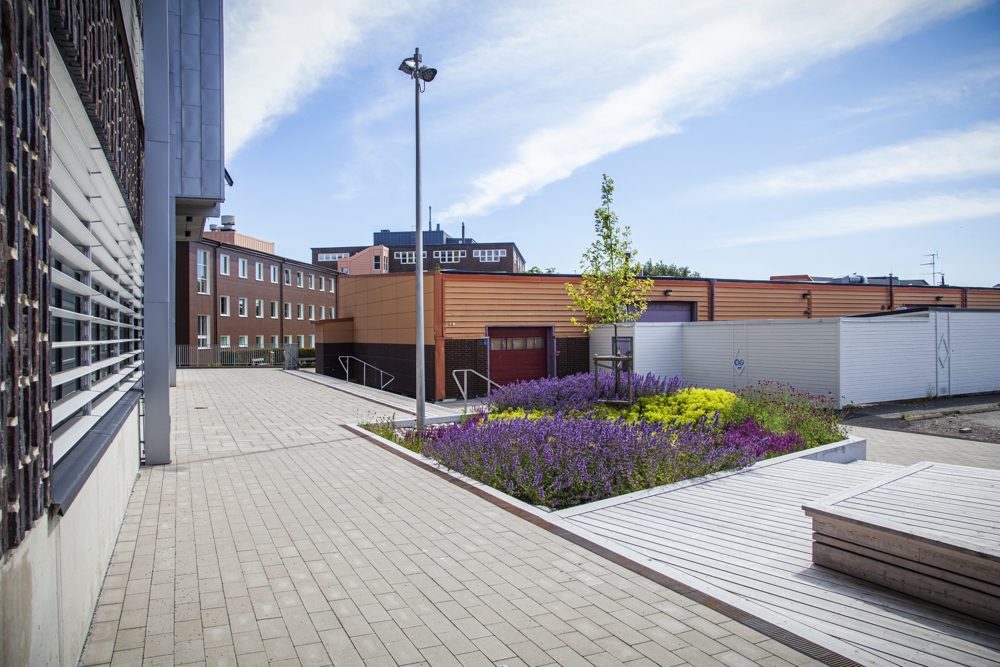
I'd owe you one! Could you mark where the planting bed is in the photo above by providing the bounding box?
[361,372,847,510]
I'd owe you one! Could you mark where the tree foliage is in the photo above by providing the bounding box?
[566,175,654,333]
[641,260,700,278]
[526,266,557,274]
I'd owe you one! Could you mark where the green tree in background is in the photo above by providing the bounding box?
[640,260,700,277]
[566,175,654,342]
[526,266,557,274]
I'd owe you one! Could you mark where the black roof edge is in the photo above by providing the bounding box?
[431,271,999,289]
[192,239,340,275]
[848,306,1000,318]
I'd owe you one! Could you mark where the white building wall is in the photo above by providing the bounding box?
[683,320,839,398]
[945,310,1000,396]
[588,324,684,379]
[838,316,936,405]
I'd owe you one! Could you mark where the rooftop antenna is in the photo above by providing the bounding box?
[428,206,432,232]
[921,252,939,286]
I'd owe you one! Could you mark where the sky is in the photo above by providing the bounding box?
[220,0,1000,286]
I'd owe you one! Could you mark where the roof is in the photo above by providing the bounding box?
[190,238,340,275]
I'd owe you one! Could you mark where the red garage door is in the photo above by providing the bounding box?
[489,327,548,386]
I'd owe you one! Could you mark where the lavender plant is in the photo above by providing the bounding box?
[485,372,681,414]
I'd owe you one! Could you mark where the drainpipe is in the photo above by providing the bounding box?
[709,279,717,321]
[888,273,894,311]
[962,287,968,309]
[279,260,284,344]
[212,244,219,350]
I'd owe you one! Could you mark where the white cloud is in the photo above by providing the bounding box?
[720,121,1000,198]
[716,190,1000,247]
[438,0,985,221]
[223,0,421,157]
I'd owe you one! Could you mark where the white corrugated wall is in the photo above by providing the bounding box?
[839,316,936,405]
[938,310,1000,396]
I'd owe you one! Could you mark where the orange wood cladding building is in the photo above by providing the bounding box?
[316,271,1000,401]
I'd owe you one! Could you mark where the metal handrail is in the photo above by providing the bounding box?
[452,369,502,413]
[339,356,394,390]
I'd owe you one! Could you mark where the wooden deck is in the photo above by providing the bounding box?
[559,457,1000,667]
[804,462,1000,625]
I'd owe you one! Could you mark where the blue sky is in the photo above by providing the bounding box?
[221,1,1000,286]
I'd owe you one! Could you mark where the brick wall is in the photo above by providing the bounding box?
[444,339,489,399]
[557,337,590,377]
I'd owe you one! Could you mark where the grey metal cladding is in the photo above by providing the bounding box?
[169,0,224,203]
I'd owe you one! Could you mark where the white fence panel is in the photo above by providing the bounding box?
[588,326,617,371]
[634,323,683,378]
[682,323,737,390]
[947,311,1000,395]
[839,317,935,405]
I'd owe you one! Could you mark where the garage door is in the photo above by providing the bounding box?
[489,327,548,386]
[640,301,694,322]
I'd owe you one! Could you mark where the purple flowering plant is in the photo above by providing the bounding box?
[485,371,681,414]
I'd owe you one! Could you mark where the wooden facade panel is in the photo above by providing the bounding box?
[646,280,710,322]
[443,276,583,339]
[316,319,355,345]
[894,287,962,308]
[339,274,433,345]
[714,284,810,320]
[967,290,1000,309]
[810,287,889,318]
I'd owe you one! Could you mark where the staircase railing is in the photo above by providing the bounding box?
[339,356,395,390]
[452,369,502,413]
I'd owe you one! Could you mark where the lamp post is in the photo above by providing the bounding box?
[399,48,437,431]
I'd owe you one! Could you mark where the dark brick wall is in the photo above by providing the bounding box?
[317,342,353,378]
[444,339,489,399]
[557,338,590,377]
[318,342,435,399]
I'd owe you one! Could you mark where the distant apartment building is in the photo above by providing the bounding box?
[177,223,338,350]
[313,224,526,274]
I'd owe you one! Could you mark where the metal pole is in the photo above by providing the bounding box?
[414,48,426,431]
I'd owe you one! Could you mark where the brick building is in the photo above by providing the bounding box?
[313,224,526,275]
[177,232,338,351]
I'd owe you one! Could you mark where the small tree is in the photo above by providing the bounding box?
[567,175,653,394]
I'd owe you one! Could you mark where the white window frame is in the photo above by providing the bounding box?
[473,249,507,262]
[308,274,314,290]
[270,301,278,319]
[284,335,292,345]
[219,254,230,275]
[238,258,248,278]
[270,265,278,283]
[319,276,325,291]
[296,271,303,288]
[255,335,264,348]
[238,297,247,317]
[284,269,291,285]
[317,252,350,261]
[255,299,263,318]
[394,251,427,264]
[319,306,326,320]
[296,304,304,320]
[284,302,292,320]
[308,335,315,348]
[255,262,264,281]
[220,295,230,316]
[197,251,211,294]
[270,335,279,347]
[238,335,248,348]
[220,335,230,348]
[296,335,304,347]
[432,250,466,264]
[308,305,315,320]
[373,255,382,271]
[197,315,210,348]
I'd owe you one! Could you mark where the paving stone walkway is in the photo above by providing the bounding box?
[80,369,822,667]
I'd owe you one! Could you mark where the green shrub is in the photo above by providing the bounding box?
[628,388,737,426]
[297,347,315,359]
[722,382,846,447]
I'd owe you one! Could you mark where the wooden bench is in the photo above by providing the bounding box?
[803,462,1000,625]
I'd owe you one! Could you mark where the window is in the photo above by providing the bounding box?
[284,269,291,285]
[270,265,278,283]
[473,249,507,262]
[489,337,545,351]
[255,335,264,348]
[270,335,279,347]
[308,305,315,320]
[330,279,335,293]
[296,271,303,288]
[270,301,278,319]
[219,254,230,275]
[284,302,292,319]
[220,335,230,348]
[373,255,382,271]
[394,251,427,264]
[308,335,315,348]
[255,262,264,281]
[284,335,292,344]
[220,295,230,316]
[296,335,304,347]
[238,335,248,348]
[308,274,314,289]
[319,306,326,320]
[255,299,263,318]
[319,276,325,291]
[238,258,248,278]
[433,250,466,263]
[197,251,210,294]
[296,304,304,320]
[238,298,247,317]
[197,316,210,348]
[317,252,350,261]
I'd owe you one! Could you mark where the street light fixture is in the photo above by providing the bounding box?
[399,47,435,432]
